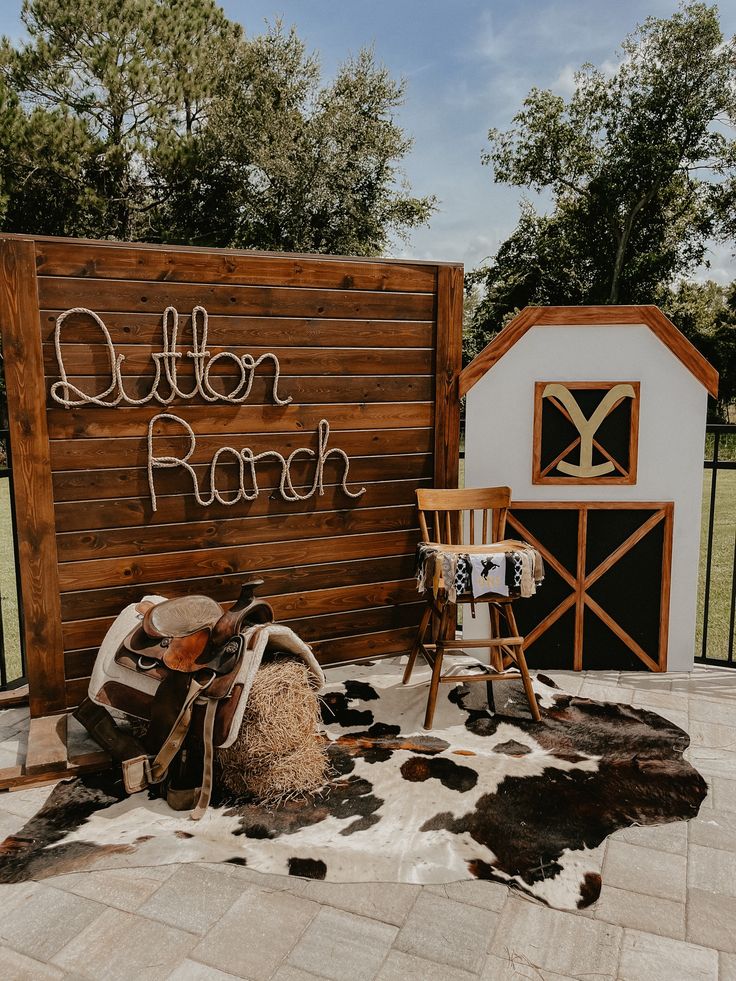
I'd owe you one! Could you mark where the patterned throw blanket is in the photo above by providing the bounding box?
[416,540,545,602]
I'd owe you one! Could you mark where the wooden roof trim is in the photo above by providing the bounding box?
[533,305,649,325]
[458,306,541,396]
[0,231,463,270]
[458,304,719,398]
[458,307,539,398]
[637,305,719,399]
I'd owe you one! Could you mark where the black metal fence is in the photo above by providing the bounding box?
[696,423,736,666]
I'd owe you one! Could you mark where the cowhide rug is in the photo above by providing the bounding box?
[0,660,707,911]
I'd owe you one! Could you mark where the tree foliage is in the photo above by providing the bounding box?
[658,280,736,418]
[0,72,94,234]
[467,3,736,402]
[0,0,239,239]
[485,1,734,301]
[0,0,434,252]
[154,28,435,253]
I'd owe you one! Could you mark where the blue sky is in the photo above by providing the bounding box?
[1,1,734,281]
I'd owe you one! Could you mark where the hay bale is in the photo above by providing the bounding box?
[217,656,328,805]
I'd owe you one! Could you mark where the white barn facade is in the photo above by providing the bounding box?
[461,306,718,673]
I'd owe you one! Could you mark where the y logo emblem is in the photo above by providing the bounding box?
[542,383,636,477]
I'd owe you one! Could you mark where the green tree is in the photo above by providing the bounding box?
[658,279,736,418]
[470,2,736,339]
[1,0,239,239]
[0,2,435,253]
[0,73,95,235]
[658,279,727,340]
[464,201,592,356]
[713,288,736,420]
[152,26,435,253]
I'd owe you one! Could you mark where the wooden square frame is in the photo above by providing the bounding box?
[532,380,640,485]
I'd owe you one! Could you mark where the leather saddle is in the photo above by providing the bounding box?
[75,579,284,819]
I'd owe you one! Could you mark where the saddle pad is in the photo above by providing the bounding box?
[218,622,326,748]
[89,597,326,742]
[90,595,167,719]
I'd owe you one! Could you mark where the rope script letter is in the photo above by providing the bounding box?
[50,306,292,408]
[51,305,367,511]
[147,413,366,512]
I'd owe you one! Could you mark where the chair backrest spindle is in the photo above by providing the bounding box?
[416,487,512,547]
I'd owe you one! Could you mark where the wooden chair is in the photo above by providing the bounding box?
[403,486,542,729]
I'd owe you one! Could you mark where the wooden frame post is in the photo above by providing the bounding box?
[434,265,463,637]
[434,264,463,490]
[0,238,66,717]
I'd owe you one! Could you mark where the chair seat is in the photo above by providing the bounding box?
[453,591,515,604]
[424,584,515,599]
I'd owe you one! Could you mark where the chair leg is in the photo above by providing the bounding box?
[403,605,432,684]
[506,605,541,723]
[424,649,444,730]
[515,644,541,722]
[485,680,496,714]
[490,606,502,672]
[424,606,448,730]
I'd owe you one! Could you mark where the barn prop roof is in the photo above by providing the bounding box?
[458,305,719,399]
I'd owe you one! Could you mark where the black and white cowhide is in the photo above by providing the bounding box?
[0,661,707,911]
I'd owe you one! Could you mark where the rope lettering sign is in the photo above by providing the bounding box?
[51,305,366,511]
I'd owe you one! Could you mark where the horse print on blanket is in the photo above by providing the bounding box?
[0,662,707,911]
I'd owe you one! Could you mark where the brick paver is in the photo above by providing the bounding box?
[0,664,733,979]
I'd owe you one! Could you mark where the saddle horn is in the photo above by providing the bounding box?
[231,578,265,610]
[211,578,274,647]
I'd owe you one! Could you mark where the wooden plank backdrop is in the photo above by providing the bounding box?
[0,235,462,717]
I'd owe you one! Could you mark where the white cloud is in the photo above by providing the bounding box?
[694,241,736,286]
[599,58,620,78]
[472,9,507,63]
[552,63,578,96]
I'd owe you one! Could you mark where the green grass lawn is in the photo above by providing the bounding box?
[0,476,22,683]
[696,467,735,661]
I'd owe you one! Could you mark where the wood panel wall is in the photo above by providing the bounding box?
[1,235,462,716]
